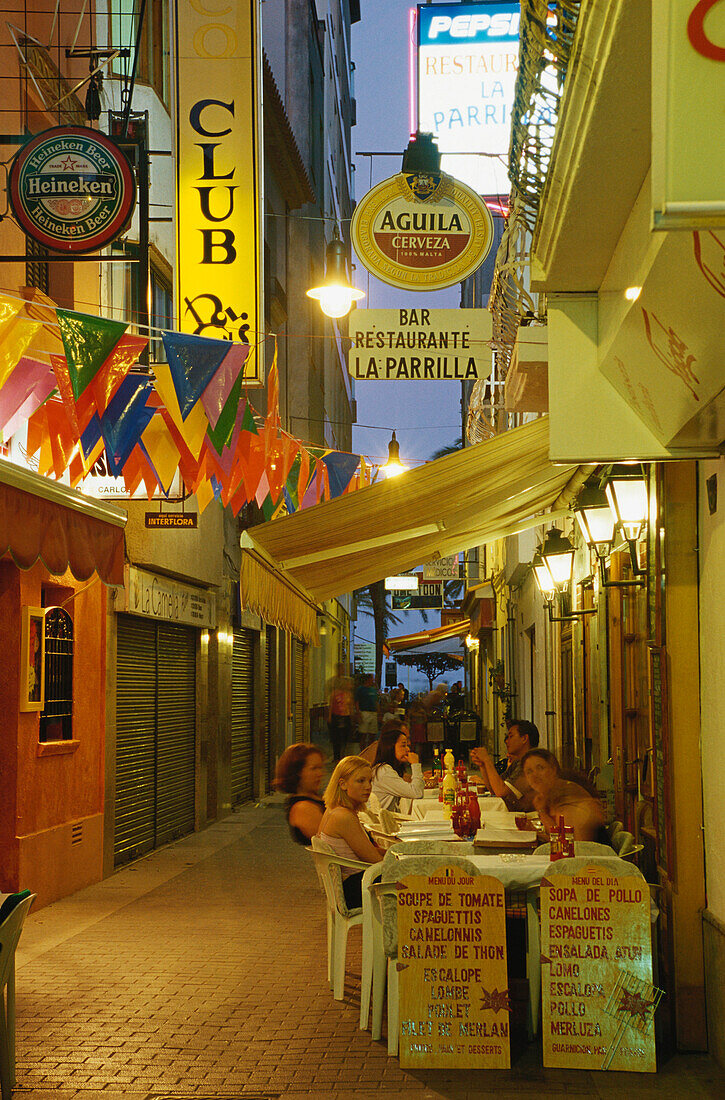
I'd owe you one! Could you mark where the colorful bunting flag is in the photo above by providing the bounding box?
[162,330,232,421]
[56,309,128,400]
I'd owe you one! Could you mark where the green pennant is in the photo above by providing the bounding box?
[284,453,301,510]
[241,400,258,435]
[56,309,128,401]
[206,371,244,453]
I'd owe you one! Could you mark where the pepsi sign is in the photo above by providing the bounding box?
[419,3,520,45]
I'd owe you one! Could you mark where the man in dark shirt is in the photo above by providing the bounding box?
[471,718,540,812]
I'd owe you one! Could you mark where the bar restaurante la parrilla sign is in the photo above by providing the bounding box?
[8,126,135,253]
[348,308,492,381]
[351,168,494,290]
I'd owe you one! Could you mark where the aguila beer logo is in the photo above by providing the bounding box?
[352,169,494,291]
[8,126,136,253]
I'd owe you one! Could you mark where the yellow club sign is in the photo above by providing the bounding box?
[174,0,263,381]
[352,169,494,290]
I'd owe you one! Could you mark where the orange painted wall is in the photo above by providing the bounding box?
[0,558,106,892]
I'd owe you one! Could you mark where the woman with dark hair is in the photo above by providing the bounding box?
[317,756,385,908]
[274,743,326,845]
[521,748,607,842]
[371,721,425,811]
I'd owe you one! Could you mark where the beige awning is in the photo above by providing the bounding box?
[240,418,586,637]
[0,458,127,586]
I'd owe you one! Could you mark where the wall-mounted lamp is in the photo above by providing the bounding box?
[306,226,365,318]
[381,430,408,478]
[317,613,328,637]
[574,479,646,588]
[465,634,479,650]
[532,528,596,622]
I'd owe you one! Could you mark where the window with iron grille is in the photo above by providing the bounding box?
[39,608,74,742]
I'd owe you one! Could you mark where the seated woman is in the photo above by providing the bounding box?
[274,742,326,845]
[371,721,425,812]
[317,756,385,909]
[521,748,608,842]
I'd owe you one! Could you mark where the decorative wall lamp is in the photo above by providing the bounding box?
[574,473,646,588]
[532,528,596,622]
[306,226,365,318]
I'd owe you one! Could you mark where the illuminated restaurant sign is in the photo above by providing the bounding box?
[8,126,135,253]
[174,0,263,379]
[348,308,492,380]
[417,2,520,197]
[351,171,494,290]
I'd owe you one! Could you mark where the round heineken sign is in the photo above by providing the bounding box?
[8,126,136,254]
[351,169,494,290]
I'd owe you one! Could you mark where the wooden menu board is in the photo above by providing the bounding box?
[541,862,657,1072]
[397,868,510,1069]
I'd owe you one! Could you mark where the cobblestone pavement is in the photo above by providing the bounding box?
[12,800,725,1100]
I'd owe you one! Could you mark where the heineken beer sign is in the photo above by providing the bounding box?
[8,126,135,253]
[351,169,494,290]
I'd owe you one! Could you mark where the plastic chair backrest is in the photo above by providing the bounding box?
[0,893,35,993]
[611,829,636,856]
[311,836,362,917]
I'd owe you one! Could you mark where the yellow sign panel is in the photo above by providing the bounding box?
[352,171,494,290]
[541,864,657,1072]
[174,0,263,380]
[397,868,510,1069]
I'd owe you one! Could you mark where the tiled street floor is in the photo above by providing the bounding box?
[12,799,725,1100]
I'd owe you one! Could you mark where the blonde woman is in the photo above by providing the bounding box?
[317,755,385,908]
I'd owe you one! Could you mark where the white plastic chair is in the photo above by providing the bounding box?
[0,892,36,1100]
[308,839,382,1008]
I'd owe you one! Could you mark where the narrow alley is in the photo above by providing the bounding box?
[12,800,725,1100]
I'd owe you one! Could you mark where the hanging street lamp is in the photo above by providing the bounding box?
[306,226,365,318]
[380,430,408,478]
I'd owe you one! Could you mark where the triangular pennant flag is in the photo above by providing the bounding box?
[98,376,155,475]
[153,359,209,459]
[0,357,56,435]
[140,415,181,494]
[321,451,362,498]
[200,342,248,428]
[50,354,96,437]
[206,373,244,455]
[161,330,231,420]
[56,309,128,400]
[194,477,215,514]
[90,332,149,413]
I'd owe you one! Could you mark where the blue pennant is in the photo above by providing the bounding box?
[161,331,232,421]
[99,376,155,475]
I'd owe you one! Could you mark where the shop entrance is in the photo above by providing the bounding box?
[114,614,197,867]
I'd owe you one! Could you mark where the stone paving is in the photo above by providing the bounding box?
[12,799,725,1100]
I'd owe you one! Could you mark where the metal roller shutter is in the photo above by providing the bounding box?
[265,626,274,790]
[156,623,196,847]
[115,616,157,864]
[293,638,306,742]
[115,615,197,866]
[231,629,254,804]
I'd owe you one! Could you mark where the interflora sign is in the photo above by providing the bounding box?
[174,0,263,379]
[8,126,135,253]
[351,169,494,290]
[417,2,520,197]
[397,868,510,1068]
[349,308,492,380]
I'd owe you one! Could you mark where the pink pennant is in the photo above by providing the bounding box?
[255,469,270,506]
[0,357,56,434]
[200,343,248,428]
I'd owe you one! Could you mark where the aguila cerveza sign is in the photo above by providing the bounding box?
[351,168,494,290]
[8,126,136,253]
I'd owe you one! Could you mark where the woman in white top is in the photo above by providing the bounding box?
[371,722,425,812]
[317,756,385,909]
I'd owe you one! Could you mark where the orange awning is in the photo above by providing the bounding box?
[387,619,471,652]
[0,459,127,585]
